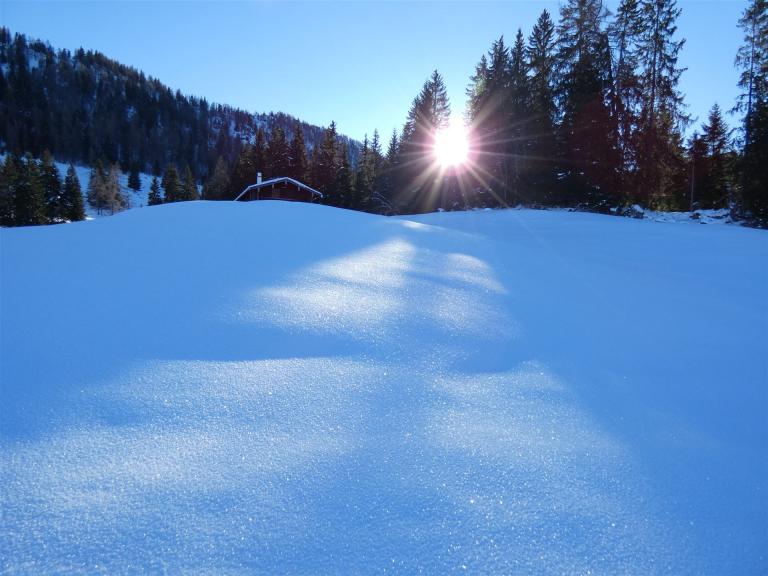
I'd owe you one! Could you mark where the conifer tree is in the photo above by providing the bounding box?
[230,145,256,198]
[180,165,199,201]
[635,0,689,208]
[128,164,141,192]
[526,9,560,204]
[267,126,290,177]
[396,70,451,212]
[162,163,181,203]
[735,0,768,224]
[288,123,309,182]
[354,135,373,210]
[148,176,163,205]
[335,142,354,208]
[0,155,18,226]
[687,132,708,210]
[40,150,62,223]
[203,157,230,200]
[507,29,531,205]
[609,0,644,187]
[87,160,107,213]
[62,164,85,221]
[313,121,340,202]
[106,163,128,213]
[699,103,731,209]
[556,0,620,209]
[14,153,46,225]
[253,128,267,178]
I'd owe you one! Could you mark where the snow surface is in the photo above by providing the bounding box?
[1,202,766,574]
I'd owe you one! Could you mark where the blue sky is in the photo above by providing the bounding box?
[1,0,746,142]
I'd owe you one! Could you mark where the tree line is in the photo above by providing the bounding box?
[2,0,766,227]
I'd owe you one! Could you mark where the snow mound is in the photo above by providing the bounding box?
[2,202,767,574]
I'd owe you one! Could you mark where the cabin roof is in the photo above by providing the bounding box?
[233,177,323,201]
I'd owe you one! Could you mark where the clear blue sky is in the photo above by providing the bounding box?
[1,0,746,142]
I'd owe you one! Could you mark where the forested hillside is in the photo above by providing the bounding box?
[0,28,359,182]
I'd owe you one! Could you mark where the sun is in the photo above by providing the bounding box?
[434,121,469,168]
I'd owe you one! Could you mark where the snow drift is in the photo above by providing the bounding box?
[1,202,766,574]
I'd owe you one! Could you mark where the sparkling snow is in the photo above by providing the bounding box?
[1,202,766,574]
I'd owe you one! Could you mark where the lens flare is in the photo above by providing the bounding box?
[434,121,469,168]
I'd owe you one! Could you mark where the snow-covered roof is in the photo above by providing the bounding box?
[233,177,323,201]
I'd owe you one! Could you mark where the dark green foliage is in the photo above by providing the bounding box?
[62,164,85,221]
[735,0,768,225]
[14,153,46,225]
[128,164,141,192]
[313,122,341,204]
[698,104,731,209]
[203,157,230,200]
[162,164,181,203]
[288,123,309,182]
[148,176,163,205]
[40,150,62,222]
[267,126,290,177]
[335,143,354,208]
[0,28,359,183]
[230,146,257,198]
[0,155,18,225]
[394,70,451,213]
[180,166,199,201]
[87,160,107,213]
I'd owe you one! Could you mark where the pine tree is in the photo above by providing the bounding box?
[87,160,107,213]
[288,123,309,182]
[635,0,689,208]
[180,165,199,201]
[396,70,451,212]
[229,146,256,198]
[556,0,620,209]
[128,164,141,192]
[353,135,372,210]
[507,29,531,205]
[267,126,290,177]
[203,157,230,200]
[40,150,62,223]
[699,103,731,209]
[735,0,768,224]
[687,131,708,210]
[335,142,354,208]
[148,176,163,205]
[253,128,267,178]
[313,121,340,203]
[609,0,644,189]
[526,9,560,205]
[62,164,85,221]
[0,155,18,226]
[162,163,181,203]
[14,154,46,225]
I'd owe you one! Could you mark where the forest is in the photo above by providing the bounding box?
[0,0,766,227]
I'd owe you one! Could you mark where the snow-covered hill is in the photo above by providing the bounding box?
[1,202,766,574]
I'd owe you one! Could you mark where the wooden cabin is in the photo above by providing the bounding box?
[233,175,323,203]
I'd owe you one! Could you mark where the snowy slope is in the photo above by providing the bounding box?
[1,202,766,574]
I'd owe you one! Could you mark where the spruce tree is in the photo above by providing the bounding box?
[203,157,230,200]
[14,154,46,225]
[253,128,267,178]
[229,146,256,198]
[162,164,181,203]
[40,151,62,223]
[335,142,354,208]
[635,0,689,208]
[180,165,199,201]
[267,126,290,177]
[699,103,731,209]
[288,123,309,182]
[148,176,163,205]
[62,164,85,221]
[556,0,620,209]
[313,122,341,203]
[735,0,768,224]
[128,164,141,192]
[0,155,17,226]
[397,70,451,212]
[507,29,531,205]
[526,9,560,205]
